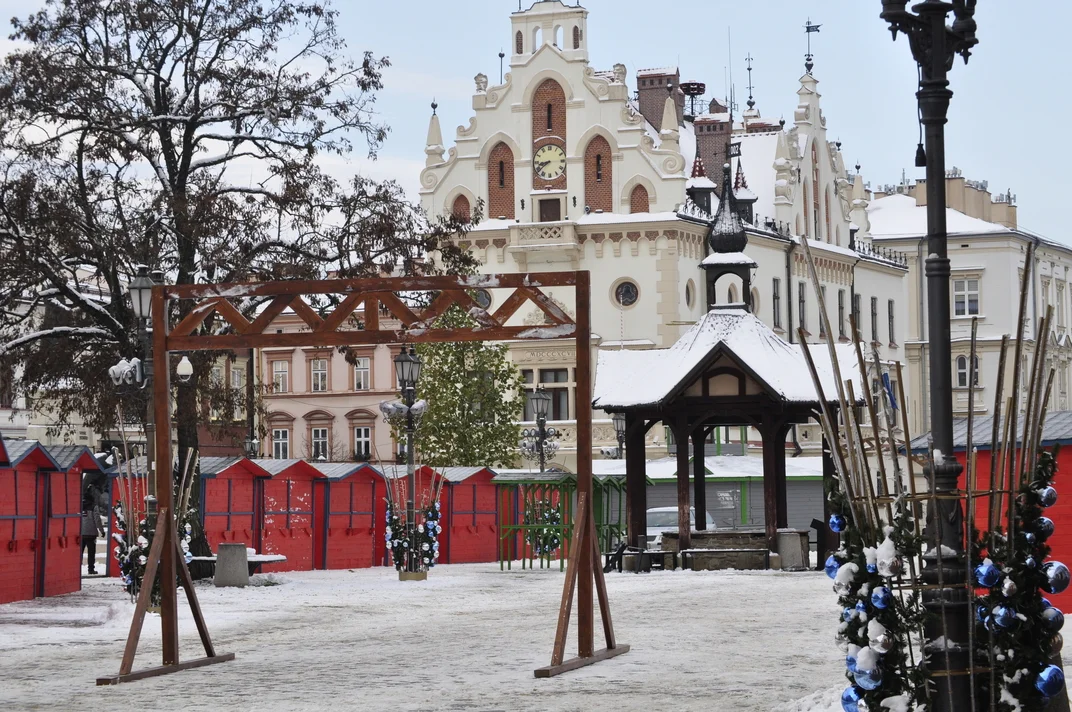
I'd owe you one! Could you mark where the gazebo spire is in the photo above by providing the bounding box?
[708,162,747,254]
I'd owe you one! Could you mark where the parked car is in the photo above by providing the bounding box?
[646,506,715,548]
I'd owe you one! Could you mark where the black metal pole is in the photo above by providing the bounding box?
[537,416,546,474]
[139,318,158,516]
[405,386,416,573]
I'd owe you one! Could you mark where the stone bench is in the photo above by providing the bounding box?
[680,547,770,571]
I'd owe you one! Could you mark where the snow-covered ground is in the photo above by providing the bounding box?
[0,565,848,711]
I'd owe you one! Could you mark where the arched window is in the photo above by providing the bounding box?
[572,25,580,49]
[629,184,649,214]
[451,194,471,223]
[553,25,562,48]
[728,284,738,304]
[515,31,523,55]
[956,355,979,388]
[751,288,760,314]
[487,142,515,220]
[546,103,553,131]
[803,182,810,238]
[825,189,832,243]
[584,136,612,213]
[532,27,542,53]
[531,80,567,190]
[812,143,821,239]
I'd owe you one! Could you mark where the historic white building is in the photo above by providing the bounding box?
[863,172,1070,436]
[419,1,911,470]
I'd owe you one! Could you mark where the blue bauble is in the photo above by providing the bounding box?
[854,666,883,691]
[871,586,892,609]
[1038,517,1056,540]
[976,604,988,624]
[1037,665,1066,697]
[843,607,854,622]
[1043,607,1066,632]
[1039,486,1059,508]
[825,555,840,579]
[866,563,878,574]
[1044,598,1054,608]
[1045,562,1072,595]
[846,654,858,674]
[855,601,868,613]
[994,605,1019,629]
[829,513,847,533]
[1027,557,1039,569]
[841,686,862,712]
[975,562,1001,588]
[1026,532,1037,544]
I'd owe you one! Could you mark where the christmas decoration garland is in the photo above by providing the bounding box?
[826,480,929,712]
[524,498,562,558]
[385,501,441,571]
[971,449,1067,709]
[112,504,195,605]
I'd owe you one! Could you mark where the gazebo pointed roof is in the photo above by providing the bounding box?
[593,306,860,410]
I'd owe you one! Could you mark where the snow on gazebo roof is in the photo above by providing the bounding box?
[701,252,757,267]
[593,306,862,409]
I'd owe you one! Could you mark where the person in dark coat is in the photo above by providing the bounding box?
[81,497,105,574]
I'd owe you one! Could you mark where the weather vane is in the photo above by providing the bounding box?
[745,53,755,110]
[805,19,821,74]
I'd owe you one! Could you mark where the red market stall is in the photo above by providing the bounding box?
[0,439,75,604]
[47,446,105,590]
[199,456,272,553]
[439,467,499,564]
[102,456,150,578]
[311,461,386,570]
[252,459,326,572]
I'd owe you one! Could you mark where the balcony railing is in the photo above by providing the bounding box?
[510,221,578,249]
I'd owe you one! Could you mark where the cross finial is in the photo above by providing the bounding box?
[804,19,821,74]
[745,53,755,110]
[431,98,438,115]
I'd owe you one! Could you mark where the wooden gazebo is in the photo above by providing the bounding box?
[593,305,858,553]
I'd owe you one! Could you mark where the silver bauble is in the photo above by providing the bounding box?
[869,633,894,654]
[835,631,851,652]
[877,557,903,578]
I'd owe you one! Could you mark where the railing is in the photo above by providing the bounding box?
[510,221,577,248]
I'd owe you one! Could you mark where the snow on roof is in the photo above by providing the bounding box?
[467,218,517,232]
[575,211,683,226]
[701,252,757,267]
[687,176,716,190]
[733,131,782,223]
[694,112,730,122]
[637,66,678,77]
[593,306,863,409]
[591,454,824,479]
[867,193,1012,238]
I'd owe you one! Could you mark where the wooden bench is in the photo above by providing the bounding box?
[189,553,287,576]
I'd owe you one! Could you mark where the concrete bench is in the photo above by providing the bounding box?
[680,547,770,571]
[190,549,287,583]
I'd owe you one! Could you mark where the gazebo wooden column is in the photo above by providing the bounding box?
[760,420,790,551]
[691,429,707,529]
[624,414,647,548]
[673,416,692,550]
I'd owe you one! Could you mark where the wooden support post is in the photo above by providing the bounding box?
[624,414,647,548]
[775,424,789,529]
[574,270,593,659]
[692,429,707,529]
[675,418,692,551]
[762,426,778,552]
[152,286,179,666]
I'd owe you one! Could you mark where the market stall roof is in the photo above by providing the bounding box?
[0,439,61,470]
[378,465,497,482]
[593,305,861,410]
[909,411,1072,454]
[46,445,103,472]
[248,458,325,478]
[308,461,383,481]
[199,456,273,479]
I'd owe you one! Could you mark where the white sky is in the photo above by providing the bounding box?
[1,1,1067,242]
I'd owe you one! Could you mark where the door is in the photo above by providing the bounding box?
[539,198,561,222]
[34,471,48,598]
[313,480,328,570]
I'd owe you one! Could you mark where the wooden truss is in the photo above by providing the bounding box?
[97,271,625,684]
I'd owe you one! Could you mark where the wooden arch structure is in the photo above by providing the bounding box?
[97,271,625,685]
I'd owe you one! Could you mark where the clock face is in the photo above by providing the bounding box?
[533,144,566,181]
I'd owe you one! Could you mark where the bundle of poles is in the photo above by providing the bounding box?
[798,235,1056,709]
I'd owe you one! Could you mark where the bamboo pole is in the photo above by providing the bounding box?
[1018,310,1048,487]
[986,336,1009,540]
[851,318,894,524]
[846,380,881,527]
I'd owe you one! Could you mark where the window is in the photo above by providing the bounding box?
[888,300,896,344]
[956,355,979,388]
[772,279,782,329]
[819,286,827,337]
[546,103,553,131]
[272,429,290,459]
[853,293,862,338]
[515,30,523,54]
[473,289,492,309]
[230,368,243,391]
[870,297,879,343]
[1059,285,1067,327]
[210,366,222,386]
[539,368,570,420]
[354,426,371,460]
[614,281,639,307]
[354,357,370,391]
[311,427,329,460]
[572,25,580,49]
[498,160,505,188]
[954,278,980,316]
[595,154,603,181]
[838,290,846,338]
[311,358,328,392]
[0,363,12,409]
[272,361,289,393]
[798,282,807,332]
[685,281,694,308]
[521,369,535,420]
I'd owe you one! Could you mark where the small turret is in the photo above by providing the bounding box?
[425,101,445,167]
[659,88,680,152]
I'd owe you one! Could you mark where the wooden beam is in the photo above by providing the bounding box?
[152,288,179,666]
[170,299,220,338]
[761,427,778,552]
[534,645,630,678]
[625,414,647,548]
[491,289,529,324]
[211,298,253,335]
[574,271,594,659]
[590,511,616,649]
[97,654,236,686]
[117,507,168,676]
[692,429,707,530]
[316,292,364,333]
[164,272,580,300]
[288,296,324,330]
[166,324,577,351]
[246,295,293,335]
[675,418,691,551]
[376,292,419,326]
[550,493,588,666]
[175,535,216,658]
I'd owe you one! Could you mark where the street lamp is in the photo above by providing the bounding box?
[392,346,424,576]
[612,412,626,459]
[520,387,559,473]
[243,436,259,459]
[880,3,978,709]
[127,265,155,321]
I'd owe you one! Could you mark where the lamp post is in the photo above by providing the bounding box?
[393,346,423,574]
[521,388,559,473]
[880,3,977,709]
[612,412,626,459]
